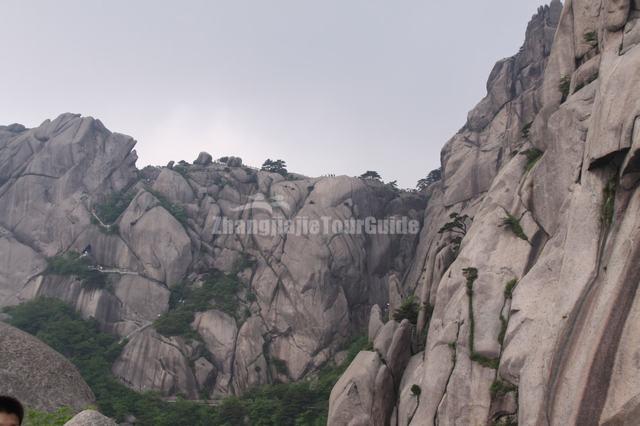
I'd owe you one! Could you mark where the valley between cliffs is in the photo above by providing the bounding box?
[2,1,640,425]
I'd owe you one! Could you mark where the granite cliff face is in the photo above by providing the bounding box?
[2,1,640,424]
[0,114,425,400]
[330,0,640,425]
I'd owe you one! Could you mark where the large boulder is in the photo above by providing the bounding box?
[193,152,213,166]
[0,322,94,412]
[151,168,195,204]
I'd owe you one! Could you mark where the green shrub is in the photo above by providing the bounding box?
[148,190,188,227]
[501,213,529,242]
[7,299,373,426]
[154,271,243,338]
[490,380,517,398]
[498,280,518,346]
[46,252,108,290]
[584,31,597,46]
[241,334,371,426]
[94,190,135,224]
[492,417,518,426]
[153,308,201,340]
[463,267,478,352]
[271,358,289,376]
[246,292,257,303]
[24,407,75,426]
[601,177,617,227]
[386,180,399,192]
[417,168,442,191]
[559,75,571,102]
[261,159,288,177]
[233,255,257,275]
[393,295,420,325]
[520,148,543,172]
[345,335,372,361]
[504,279,518,299]
[439,213,472,254]
[470,353,499,370]
[463,268,500,370]
[521,122,533,139]
[359,170,381,181]
[173,164,189,177]
[410,384,422,397]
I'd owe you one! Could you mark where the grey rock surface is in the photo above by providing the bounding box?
[5,2,640,425]
[0,322,94,412]
[0,113,424,401]
[331,2,640,425]
[63,410,117,426]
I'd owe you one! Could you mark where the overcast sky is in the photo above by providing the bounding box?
[1,1,550,188]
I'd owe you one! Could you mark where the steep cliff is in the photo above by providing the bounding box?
[3,1,640,425]
[0,113,425,401]
[330,0,640,425]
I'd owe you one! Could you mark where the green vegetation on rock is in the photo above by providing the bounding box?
[498,279,518,347]
[490,379,517,398]
[438,212,472,254]
[584,31,597,46]
[359,170,382,181]
[463,268,500,370]
[520,148,543,173]
[24,407,74,426]
[94,190,135,225]
[46,252,108,290]
[417,168,442,191]
[393,295,420,325]
[601,176,617,227]
[154,271,244,338]
[504,279,518,300]
[261,159,288,177]
[410,384,422,397]
[147,189,189,227]
[501,213,529,242]
[4,298,371,426]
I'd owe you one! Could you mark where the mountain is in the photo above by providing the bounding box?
[3,0,640,425]
[0,112,425,402]
[330,0,640,425]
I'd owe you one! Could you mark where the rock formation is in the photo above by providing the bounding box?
[331,0,640,424]
[0,322,94,412]
[0,114,425,400]
[2,1,640,425]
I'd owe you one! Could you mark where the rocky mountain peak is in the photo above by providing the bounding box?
[3,2,640,425]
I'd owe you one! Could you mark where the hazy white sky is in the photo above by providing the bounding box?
[1,1,550,188]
